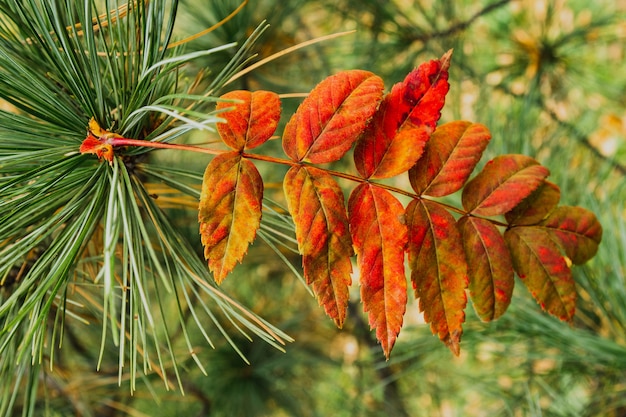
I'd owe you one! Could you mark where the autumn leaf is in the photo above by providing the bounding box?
[540,206,603,265]
[462,154,550,217]
[198,152,263,283]
[216,90,281,150]
[505,181,561,226]
[458,216,514,321]
[283,165,353,327]
[410,121,491,196]
[79,132,114,164]
[354,50,452,179]
[80,118,123,164]
[348,183,407,358]
[505,226,576,321]
[282,70,384,163]
[406,198,468,355]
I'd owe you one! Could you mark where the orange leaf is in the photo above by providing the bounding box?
[458,216,514,321]
[283,165,354,327]
[348,184,408,358]
[410,121,491,196]
[406,198,468,355]
[198,152,263,283]
[80,118,123,164]
[462,154,549,216]
[79,132,114,164]
[217,90,281,150]
[505,181,561,226]
[505,226,576,321]
[354,50,452,179]
[540,206,603,265]
[282,70,384,163]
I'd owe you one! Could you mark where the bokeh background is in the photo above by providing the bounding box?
[18,0,626,415]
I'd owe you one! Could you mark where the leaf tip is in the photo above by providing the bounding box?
[444,329,462,356]
[440,49,453,71]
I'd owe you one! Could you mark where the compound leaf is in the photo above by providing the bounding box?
[505,226,576,321]
[462,154,549,216]
[458,216,514,321]
[354,50,452,179]
[199,152,263,283]
[410,121,491,196]
[216,90,281,150]
[282,70,384,163]
[283,165,354,327]
[348,183,408,358]
[406,198,468,355]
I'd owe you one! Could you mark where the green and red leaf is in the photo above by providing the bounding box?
[198,152,263,283]
[462,154,549,217]
[348,183,408,358]
[283,165,354,327]
[282,70,384,163]
[216,90,281,151]
[540,206,603,264]
[505,226,576,321]
[457,216,514,321]
[406,198,468,355]
[410,121,491,196]
[354,50,452,179]
[505,181,561,226]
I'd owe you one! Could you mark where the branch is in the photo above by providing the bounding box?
[410,0,513,43]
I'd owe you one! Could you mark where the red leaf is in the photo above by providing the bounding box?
[505,181,561,226]
[80,118,122,164]
[354,51,452,179]
[406,198,468,355]
[540,206,603,264]
[283,165,354,327]
[79,133,114,164]
[217,90,281,150]
[505,227,576,321]
[410,121,491,196]
[198,152,263,283]
[457,216,514,321]
[348,183,408,358]
[282,70,384,163]
[462,155,550,216]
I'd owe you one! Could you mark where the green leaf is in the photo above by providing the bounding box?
[458,216,514,321]
[406,198,468,355]
[505,226,576,321]
[540,206,603,265]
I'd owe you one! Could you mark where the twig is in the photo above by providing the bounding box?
[411,0,514,43]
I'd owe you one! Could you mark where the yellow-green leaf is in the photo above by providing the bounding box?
[198,152,263,283]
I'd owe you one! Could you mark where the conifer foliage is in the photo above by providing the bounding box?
[83,50,602,358]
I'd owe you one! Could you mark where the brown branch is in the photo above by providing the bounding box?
[410,0,514,43]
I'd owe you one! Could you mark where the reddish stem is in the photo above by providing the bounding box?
[109,137,228,156]
[111,138,501,224]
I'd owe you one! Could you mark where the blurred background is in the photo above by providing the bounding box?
[32,0,626,415]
